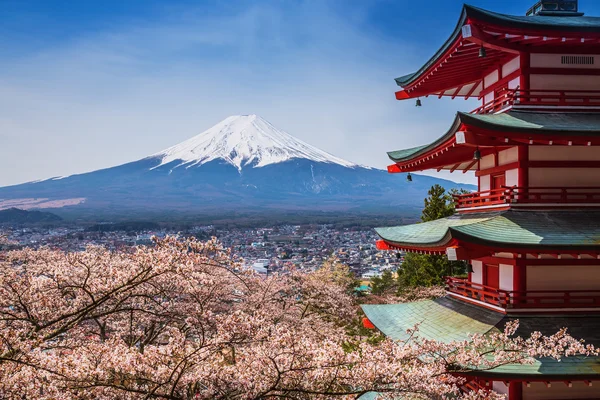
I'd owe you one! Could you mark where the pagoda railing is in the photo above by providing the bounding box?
[472,88,600,114]
[453,186,600,210]
[445,277,600,310]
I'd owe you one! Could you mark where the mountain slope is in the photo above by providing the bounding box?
[0,115,473,219]
[0,208,62,224]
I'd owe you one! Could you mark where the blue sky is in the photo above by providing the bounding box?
[2,0,600,186]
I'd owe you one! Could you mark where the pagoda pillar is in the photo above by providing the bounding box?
[508,381,523,400]
[519,52,530,92]
[513,261,527,307]
[517,146,528,188]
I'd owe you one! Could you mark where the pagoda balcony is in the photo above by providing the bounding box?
[445,277,600,311]
[471,88,600,115]
[453,186,600,211]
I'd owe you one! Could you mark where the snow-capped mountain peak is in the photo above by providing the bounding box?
[152,114,358,171]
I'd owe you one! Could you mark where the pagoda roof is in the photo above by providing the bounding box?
[387,111,600,170]
[361,296,600,378]
[375,209,600,252]
[395,4,600,100]
[461,111,600,135]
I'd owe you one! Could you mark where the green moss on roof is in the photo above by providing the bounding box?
[376,210,600,250]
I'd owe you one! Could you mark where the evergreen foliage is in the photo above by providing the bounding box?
[370,269,395,295]
[397,184,469,290]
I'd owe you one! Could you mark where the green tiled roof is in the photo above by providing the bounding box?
[376,210,600,250]
[395,5,600,87]
[387,111,600,163]
[362,297,600,378]
[468,5,600,33]
[362,298,504,342]
[375,213,493,248]
[460,112,600,135]
[386,145,428,162]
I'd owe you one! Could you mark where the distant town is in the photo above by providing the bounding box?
[0,223,404,279]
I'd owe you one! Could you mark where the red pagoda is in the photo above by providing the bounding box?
[362,1,600,398]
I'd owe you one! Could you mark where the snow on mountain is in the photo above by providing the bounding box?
[151,114,359,171]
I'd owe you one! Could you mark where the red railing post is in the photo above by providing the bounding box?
[446,278,600,310]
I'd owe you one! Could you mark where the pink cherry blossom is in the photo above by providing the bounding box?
[0,236,595,399]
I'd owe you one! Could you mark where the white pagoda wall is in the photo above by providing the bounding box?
[478,147,519,192]
[530,54,600,70]
[481,57,520,105]
[523,381,600,399]
[530,74,600,91]
[528,146,600,187]
[471,260,483,284]
[530,146,600,161]
[503,57,520,77]
[468,261,513,291]
[492,381,508,396]
[527,265,600,291]
[529,168,600,187]
[529,53,600,91]
[498,264,513,291]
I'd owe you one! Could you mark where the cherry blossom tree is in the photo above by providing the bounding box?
[0,237,595,399]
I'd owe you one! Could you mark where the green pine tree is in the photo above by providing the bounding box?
[397,184,468,291]
[370,269,395,295]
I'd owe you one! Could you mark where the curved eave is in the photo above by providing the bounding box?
[387,114,462,163]
[374,213,495,252]
[394,4,600,99]
[387,111,600,173]
[376,210,600,254]
[394,6,469,88]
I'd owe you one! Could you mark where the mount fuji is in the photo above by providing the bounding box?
[0,115,471,220]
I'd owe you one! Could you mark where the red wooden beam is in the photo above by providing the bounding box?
[362,317,376,329]
[464,81,481,99]
[376,240,391,250]
[450,86,463,99]
[528,161,600,168]
[479,69,522,99]
[375,239,459,254]
[462,159,478,173]
[395,90,411,100]
[455,131,518,147]
[461,24,521,54]
[475,162,520,177]
[530,67,600,76]
[387,164,402,173]
[449,162,462,173]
